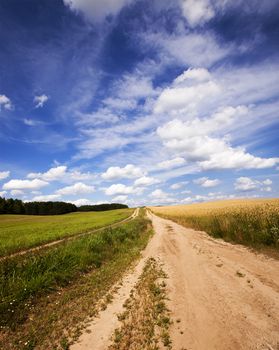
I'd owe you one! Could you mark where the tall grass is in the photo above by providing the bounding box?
[151,199,279,248]
[0,215,150,328]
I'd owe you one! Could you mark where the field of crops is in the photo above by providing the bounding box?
[0,209,132,257]
[151,199,279,248]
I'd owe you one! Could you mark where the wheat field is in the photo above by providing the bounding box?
[151,199,279,247]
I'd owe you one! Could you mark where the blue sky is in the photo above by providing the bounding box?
[0,0,279,206]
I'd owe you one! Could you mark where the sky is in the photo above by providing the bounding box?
[0,0,279,207]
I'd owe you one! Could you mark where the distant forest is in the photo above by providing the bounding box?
[0,197,128,215]
[79,203,128,211]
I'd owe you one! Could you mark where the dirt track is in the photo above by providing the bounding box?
[71,211,279,350]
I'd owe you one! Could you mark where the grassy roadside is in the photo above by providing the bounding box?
[0,209,132,257]
[151,200,279,251]
[0,212,152,349]
[109,257,172,350]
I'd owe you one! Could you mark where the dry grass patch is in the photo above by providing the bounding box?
[109,257,172,350]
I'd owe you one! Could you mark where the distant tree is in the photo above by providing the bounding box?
[78,203,128,212]
[0,197,77,215]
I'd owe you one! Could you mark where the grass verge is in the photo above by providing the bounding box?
[0,213,152,349]
[109,257,172,350]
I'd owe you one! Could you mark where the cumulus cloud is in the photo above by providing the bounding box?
[170,181,189,190]
[63,0,133,22]
[0,171,10,180]
[27,166,67,181]
[102,164,144,180]
[157,105,279,170]
[67,198,97,206]
[3,179,48,190]
[180,0,215,27]
[154,78,220,115]
[158,157,186,170]
[0,191,7,197]
[149,189,175,204]
[194,177,221,188]
[112,195,128,202]
[0,94,13,110]
[105,183,142,196]
[56,182,95,196]
[34,94,48,108]
[234,177,272,192]
[32,194,61,201]
[10,189,24,196]
[134,176,160,187]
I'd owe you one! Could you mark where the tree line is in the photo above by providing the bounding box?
[0,197,77,215]
[0,197,128,215]
[78,203,128,212]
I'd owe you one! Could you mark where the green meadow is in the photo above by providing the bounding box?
[0,209,132,257]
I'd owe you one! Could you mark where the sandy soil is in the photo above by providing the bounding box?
[71,211,279,350]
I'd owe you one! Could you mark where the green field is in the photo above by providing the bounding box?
[0,209,132,257]
[0,211,152,349]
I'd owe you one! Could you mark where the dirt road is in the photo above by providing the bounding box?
[71,211,279,350]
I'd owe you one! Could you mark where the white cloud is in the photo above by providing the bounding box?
[32,194,61,201]
[56,182,95,196]
[112,195,128,202]
[234,177,273,192]
[134,176,160,187]
[34,94,48,108]
[3,179,49,190]
[67,198,96,206]
[262,179,272,186]
[0,94,13,110]
[103,98,137,111]
[149,189,175,204]
[23,119,40,126]
[105,183,142,196]
[157,106,279,170]
[154,79,220,115]
[102,164,144,180]
[170,181,189,190]
[180,0,215,27]
[194,177,221,188]
[158,157,186,170]
[0,171,10,180]
[112,74,156,100]
[181,192,236,204]
[10,189,24,196]
[234,177,258,192]
[150,32,230,68]
[63,0,133,22]
[27,166,67,182]
[174,67,211,85]
[0,191,7,197]
[77,108,122,127]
